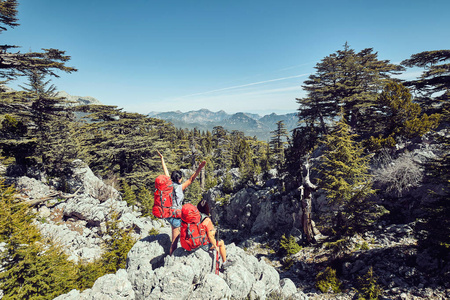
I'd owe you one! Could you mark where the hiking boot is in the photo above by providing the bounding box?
[221,260,235,271]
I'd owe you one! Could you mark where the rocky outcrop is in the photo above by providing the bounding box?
[204,181,303,243]
[13,160,170,263]
[56,91,102,107]
[55,233,307,300]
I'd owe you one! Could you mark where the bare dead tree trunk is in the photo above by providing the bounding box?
[20,186,81,207]
[299,158,318,244]
[200,168,205,190]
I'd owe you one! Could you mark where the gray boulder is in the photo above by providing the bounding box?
[206,185,301,235]
[53,269,134,300]
[55,234,299,300]
[65,159,120,201]
[279,278,299,299]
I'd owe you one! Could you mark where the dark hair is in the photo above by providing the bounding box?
[171,170,182,183]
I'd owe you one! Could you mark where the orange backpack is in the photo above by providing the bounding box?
[152,175,181,219]
[180,203,209,251]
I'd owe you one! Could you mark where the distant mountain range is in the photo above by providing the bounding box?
[148,109,298,141]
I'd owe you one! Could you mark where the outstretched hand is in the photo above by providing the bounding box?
[199,160,206,169]
[157,150,163,158]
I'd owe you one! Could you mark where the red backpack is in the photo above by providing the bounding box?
[180,203,210,251]
[152,175,181,219]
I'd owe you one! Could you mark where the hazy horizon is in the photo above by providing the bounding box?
[4,1,449,115]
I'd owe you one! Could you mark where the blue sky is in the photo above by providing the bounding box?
[3,0,450,115]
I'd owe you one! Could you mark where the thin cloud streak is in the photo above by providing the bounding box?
[176,74,309,99]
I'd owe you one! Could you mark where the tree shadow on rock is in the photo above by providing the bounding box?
[138,233,171,270]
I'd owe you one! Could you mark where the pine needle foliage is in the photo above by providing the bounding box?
[315,266,342,293]
[356,267,383,300]
[269,120,289,170]
[99,210,136,274]
[318,118,376,236]
[297,43,403,145]
[121,180,137,210]
[401,50,450,115]
[74,104,174,188]
[365,81,440,150]
[184,179,202,205]
[279,234,302,256]
[137,186,154,218]
[0,180,78,299]
[75,260,105,292]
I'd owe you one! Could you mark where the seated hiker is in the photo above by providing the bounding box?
[180,203,233,269]
[157,150,206,255]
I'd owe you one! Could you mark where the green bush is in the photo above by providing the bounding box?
[184,180,202,205]
[216,195,231,206]
[279,234,302,256]
[356,267,383,300]
[360,242,370,250]
[222,171,234,194]
[281,256,295,270]
[148,228,159,236]
[76,260,105,291]
[315,267,342,293]
[0,181,78,299]
[100,211,136,274]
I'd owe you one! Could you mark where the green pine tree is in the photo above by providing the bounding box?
[0,180,78,299]
[121,180,137,210]
[184,179,203,205]
[294,43,403,158]
[318,118,376,235]
[356,267,383,300]
[99,210,136,274]
[137,186,154,218]
[269,120,288,170]
[401,50,450,115]
[365,81,440,150]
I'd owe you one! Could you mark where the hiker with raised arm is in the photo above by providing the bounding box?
[154,150,206,255]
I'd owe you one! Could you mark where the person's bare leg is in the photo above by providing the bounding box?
[170,227,180,255]
[218,240,226,262]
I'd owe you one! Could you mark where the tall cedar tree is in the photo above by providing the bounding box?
[269,120,289,170]
[401,50,450,116]
[366,81,440,150]
[74,104,173,187]
[295,44,403,155]
[318,118,376,236]
[0,0,76,80]
[0,2,76,175]
[212,126,232,170]
[0,180,78,299]
[20,70,79,175]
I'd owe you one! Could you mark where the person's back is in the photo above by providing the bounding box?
[156,150,206,255]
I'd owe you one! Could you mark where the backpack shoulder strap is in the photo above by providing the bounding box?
[200,213,209,223]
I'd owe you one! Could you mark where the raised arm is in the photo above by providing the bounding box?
[157,150,169,177]
[182,160,206,190]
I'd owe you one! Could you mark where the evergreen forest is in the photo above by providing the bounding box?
[0,1,449,299]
